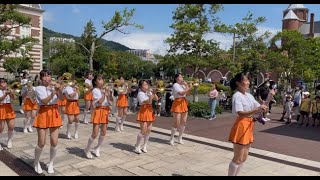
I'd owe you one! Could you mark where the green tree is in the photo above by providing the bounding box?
[49,42,87,77]
[77,8,143,71]
[0,4,37,74]
[165,4,223,76]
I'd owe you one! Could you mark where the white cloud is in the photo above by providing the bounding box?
[103,26,282,56]
[72,5,80,14]
[43,11,55,23]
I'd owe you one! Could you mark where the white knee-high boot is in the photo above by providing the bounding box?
[74,122,79,139]
[142,133,150,153]
[47,146,57,174]
[84,137,94,159]
[169,128,177,146]
[115,117,120,131]
[134,133,143,154]
[66,123,71,139]
[120,115,126,131]
[7,131,13,149]
[92,135,105,157]
[34,146,43,174]
[23,118,28,133]
[178,125,185,144]
[228,161,240,176]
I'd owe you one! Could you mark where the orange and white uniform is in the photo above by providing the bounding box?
[21,86,38,111]
[84,79,93,101]
[137,91,155,122]
[33,86,62,129]
[65,86,80,115]
[0,89,16,120]
[57,87,67,107]
[91,88,110,124]
[116,85,128,107]
[228,91,261,145]
[170,83,188,113]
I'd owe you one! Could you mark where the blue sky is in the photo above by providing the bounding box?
[42,4,320,55]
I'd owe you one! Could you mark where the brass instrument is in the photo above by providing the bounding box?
[7,82,21,96]
[26,81,36,101]
[67,80,80,92]
[49,79,62,91]
[83,82,91,94]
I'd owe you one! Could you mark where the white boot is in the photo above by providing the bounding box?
[47,146,57,174]
[235,163,243,176]
[7,131,13,149]
[228,161,240,176]
[74,122,79,139]
[134,133,143,154]
[92,135,105,157]
[66,123,71,139]
[120,115,126,131]
[28,117,33,132]
[115,117,120,132]
[169,128,177,146]
[142,133,150,153]
[34,146,43,174]
[84,137,94,159]
[178,125,185,145]
[23,118,28,133]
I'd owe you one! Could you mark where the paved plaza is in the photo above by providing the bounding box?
[1,112,320,176]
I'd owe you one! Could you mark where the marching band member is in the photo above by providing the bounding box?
[0,78,16,150]
[133,80,158,154]
[84,75,113,159]
[57,77,67,126]
[169,73,190,146]
[21,81,38,133]
[115,76,129,131]
[33,70,64,174]
[228,73,268,176]
[83,71,94,124]
[65,80,81,139]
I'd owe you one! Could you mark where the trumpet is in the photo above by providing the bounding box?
[26,81,36,101]
[49,80,62,91]
[83,82,91,94]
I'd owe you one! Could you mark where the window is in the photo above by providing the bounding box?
[20,25,31,38]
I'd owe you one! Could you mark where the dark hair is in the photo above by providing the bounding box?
[22,72,28,79]
[138,79,148,89]
[230,73,246,91]
[34,75,39,80]
[39,69,52,80]
[0,78,7,83]
[173,73,182,84]
[92,74,103,88]
[85,71,93,78]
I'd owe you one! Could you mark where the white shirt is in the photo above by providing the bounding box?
[137,91,152,105]
[35,86,59,106]
[92,88,110,106]
[85,79,93,89]
[0,90,11,103]
[21,78,28,86]
[172,83,186,99]
[21,86,36,98]
[65,86,79,100]
[232,91,260,116]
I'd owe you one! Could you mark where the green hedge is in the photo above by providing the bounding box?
[188,101,223,118]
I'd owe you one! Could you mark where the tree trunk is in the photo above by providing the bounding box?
[89,40,96,71]
[193,86,199,102]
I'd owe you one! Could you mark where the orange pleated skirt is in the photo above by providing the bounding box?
[170,97,188,113]
[84,91,94,101]
[57,97,67,107]
[0,104,16,120]
[33,105,62,129]
[137,104,155,122]
[65,100,80,115]
[23,98,38,111]
[116,94,128,107]
[229,117,254,145]
[91,106,110,124]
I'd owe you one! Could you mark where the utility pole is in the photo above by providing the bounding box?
[232,32,236,63]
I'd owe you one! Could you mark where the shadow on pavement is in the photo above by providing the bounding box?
[109,142,134,153]
[65,147,87,159]
[149,137,170,145]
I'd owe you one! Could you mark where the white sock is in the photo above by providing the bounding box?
[115,117,120,131]
[235,163,243,176]
[143,133,150,147]
[74,122,79,139]
[93,135,105,157]
[178,125,185,139]
[47,146,57,174]
[86,137,94,151]
[121,115,127,125]
[228,161,240,176]
[34,146,43,174]
[84,111,88,123]
[170,128,176,140]
[23,118,28,133]
[7,131,13,149]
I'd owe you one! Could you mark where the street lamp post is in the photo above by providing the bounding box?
[232,27,239,63]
